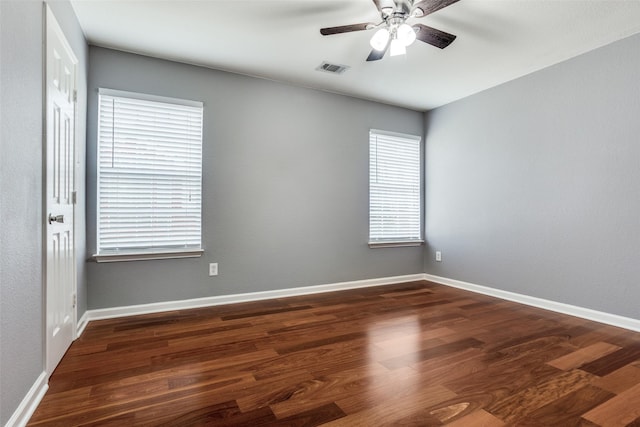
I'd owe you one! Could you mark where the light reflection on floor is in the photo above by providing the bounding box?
[366,315,421,402]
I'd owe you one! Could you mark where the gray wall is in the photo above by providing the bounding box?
[0,0,87,424]
[424,32,640,319]
[0,1,43,422]
[86,47,424,309]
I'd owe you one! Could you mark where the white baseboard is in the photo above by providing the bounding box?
[5,371,48,427]
[76,311,89,338]
[85,274,425,322]
[83,271,640,332]
[424,273,640,333]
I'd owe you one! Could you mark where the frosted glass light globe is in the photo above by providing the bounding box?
[397,23,416,47]
[370,28,390,51]
[389,38,407,56]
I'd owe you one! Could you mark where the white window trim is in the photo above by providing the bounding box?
[93,249,204,263]
[369,129,424,248]
[94,88,204,262]
[368,241,423,248]
[98,88,203,108]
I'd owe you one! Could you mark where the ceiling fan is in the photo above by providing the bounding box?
[320,0,459,61]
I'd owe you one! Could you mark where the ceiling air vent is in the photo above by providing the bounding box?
[316,61,350,75]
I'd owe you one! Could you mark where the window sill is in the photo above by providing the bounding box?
[93,249,204,263]
[368,241,424,248]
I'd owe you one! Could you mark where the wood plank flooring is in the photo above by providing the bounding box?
[29,281,640,426]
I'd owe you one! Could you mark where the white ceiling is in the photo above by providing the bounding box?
[70,0,640,111]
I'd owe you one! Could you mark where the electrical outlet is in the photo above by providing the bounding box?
[435,251,442,262]
[209,263,218,276]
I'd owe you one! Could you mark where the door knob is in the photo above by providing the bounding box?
[48,214,64,224]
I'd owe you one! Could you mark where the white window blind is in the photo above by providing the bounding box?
[96,89,203,259]
[369,129,422,245]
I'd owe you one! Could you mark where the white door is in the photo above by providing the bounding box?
[45,6,78,375]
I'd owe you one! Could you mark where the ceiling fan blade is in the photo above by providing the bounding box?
[320,23,372,36]
[413,24,457,49]
[366,42,390,61]
[412,0,460,17]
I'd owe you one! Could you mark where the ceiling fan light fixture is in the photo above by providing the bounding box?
[370,28,390,51]
[319,0,459,62]
[389,37,406,56]
[397,23,416,47]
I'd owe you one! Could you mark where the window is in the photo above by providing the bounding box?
[95,89,203,262]
[369,129,422,247]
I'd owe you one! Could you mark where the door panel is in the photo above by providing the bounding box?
[46,6,77,374]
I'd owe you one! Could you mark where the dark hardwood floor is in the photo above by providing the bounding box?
[29,281,640,426]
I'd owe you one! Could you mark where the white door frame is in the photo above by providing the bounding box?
[43,3,78,376]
